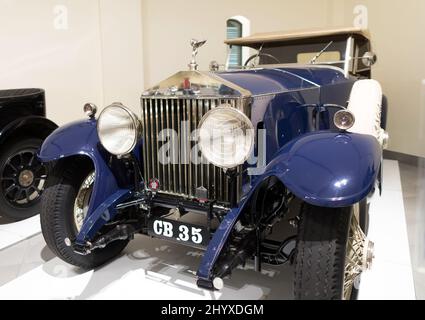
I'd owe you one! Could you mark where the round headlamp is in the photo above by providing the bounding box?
[334,110,355,131]
[198,105,254,169]
[97,103,141,156]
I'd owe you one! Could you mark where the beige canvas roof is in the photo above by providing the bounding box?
[225,27,370,46]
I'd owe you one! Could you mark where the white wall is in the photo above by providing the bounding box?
[326,0,425,158]
[0,0,144,125]
[1,0,424,157]
[141,0,329,87]
[141,0,425,158]
[98,0,144,114]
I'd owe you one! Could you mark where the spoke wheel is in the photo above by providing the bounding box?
[1,149,46,207]
[0,138,46,220]
[73,171,95,232]
[343,204,374,300]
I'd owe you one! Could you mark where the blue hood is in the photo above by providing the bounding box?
[217,66,349,95]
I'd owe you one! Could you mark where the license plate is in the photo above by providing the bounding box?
[148,218,209,247]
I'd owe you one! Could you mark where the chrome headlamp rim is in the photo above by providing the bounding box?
[334,109,356,131]
[96,102,141,156]
[197,105,255,169]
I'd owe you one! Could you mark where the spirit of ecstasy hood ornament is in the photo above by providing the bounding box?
[188,39,207,71]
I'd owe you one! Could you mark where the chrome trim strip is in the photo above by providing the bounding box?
[141,99,149,181]
[344,36,355,78]
[177,99,182,193]
[159,99,166,189]
[186,98,192,196]
[171,99,177,193]
[192,99,198,195]
[207,72,251,97]
[183,99,189,195]
[165,99,172,191]
[148,99,155,181]
[155,99,161,184]
[271,68,320,87]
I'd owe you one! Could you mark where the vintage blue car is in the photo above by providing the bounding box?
[38,27,388,300]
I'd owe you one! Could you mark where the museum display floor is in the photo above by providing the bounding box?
[0,216,41,251]
[0,160,419,300]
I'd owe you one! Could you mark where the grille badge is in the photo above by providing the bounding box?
[196,186,208,203]
[148,178,160,192]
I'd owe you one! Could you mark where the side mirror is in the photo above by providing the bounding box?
[362,52,377,67]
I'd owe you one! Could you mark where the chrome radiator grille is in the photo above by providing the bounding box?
[140,97,245,204]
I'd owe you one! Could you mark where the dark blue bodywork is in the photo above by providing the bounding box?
[38,120,133,242]
[38,66,383,283]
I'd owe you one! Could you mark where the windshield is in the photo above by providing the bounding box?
[253,38,348,68]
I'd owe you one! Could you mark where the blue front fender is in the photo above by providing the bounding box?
[197,131,381,281]
[267,131,382,207]
[38,119,132,243]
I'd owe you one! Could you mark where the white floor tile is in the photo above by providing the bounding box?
[358,160,416,299]
[0,216,41,251]
[0,231,23,252]
[382,160,403,192]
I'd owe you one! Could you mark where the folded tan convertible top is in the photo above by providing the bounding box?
[224,27,370,46]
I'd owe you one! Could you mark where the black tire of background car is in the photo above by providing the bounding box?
[293,202,368,300]
[0,137,45,221]
[40,157,129,269]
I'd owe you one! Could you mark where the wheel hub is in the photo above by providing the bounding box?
[74,172,95,232]
[18,170,34,187]
[1,148,46,208]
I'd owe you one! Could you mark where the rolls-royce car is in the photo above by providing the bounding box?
[0,88,57,220]
[38,27,389,300]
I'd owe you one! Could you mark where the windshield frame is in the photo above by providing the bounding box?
[225,35,370,78]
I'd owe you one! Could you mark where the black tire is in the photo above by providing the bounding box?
[0,137,45,220]
[359,198,370,236]
[294,204,355,300]
[40,157,128,269]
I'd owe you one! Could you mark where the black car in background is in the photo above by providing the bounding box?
[0,89,57,220]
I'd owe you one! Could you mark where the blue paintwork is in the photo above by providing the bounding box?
[76,189,132,244]
[38,64,383,283]
[198,131,382,281]
[38,119,133,243]
[232,67,356,194]
[197,207,242,280]
[38,119,99,162]
[280,67,350,86]
[220,67,355,164]
[218,69,317,95]
[218,66,351,95]
[264,131,382,207]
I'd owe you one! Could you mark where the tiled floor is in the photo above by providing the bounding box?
[0,216,41,250]
[399,161,425,300]
[0,159,423,299]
